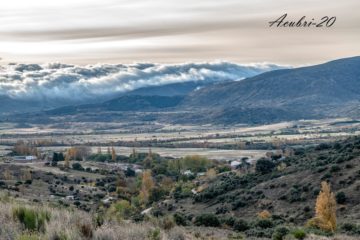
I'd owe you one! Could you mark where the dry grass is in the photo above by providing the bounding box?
[0,196,190,240]
[0,194,358,240]
[304,234,360,240]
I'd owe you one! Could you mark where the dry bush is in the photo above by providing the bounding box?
[304,234,360,240]
[44,207,85,240]
[93,222,153,240]
[0,202,22,240]
[164,227,187,240]
[257,210,271,219]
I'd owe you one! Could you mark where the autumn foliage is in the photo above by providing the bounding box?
[257,210,271,219]
[139,170,155,204]
[308,181,337,232]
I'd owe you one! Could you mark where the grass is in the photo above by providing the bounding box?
[12,206,50,232]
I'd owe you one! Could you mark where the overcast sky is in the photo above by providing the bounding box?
[0,0,359,65]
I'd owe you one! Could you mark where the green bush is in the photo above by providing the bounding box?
[255,159,276,175]
[72,162,84,171]
[113,200,134,219]
[330,165,341,173]
[194,213,220,227]
[272,227,289,240]
[245,228,274,238]
[12,206,50,232]
[148,228,161,240]
[340,223,360,235]
[233,219,249,232]
[335,192,347,204]
[173,212,187,226]
[256,219,273,229]
[17,234,40,240]
[292,228,306,239]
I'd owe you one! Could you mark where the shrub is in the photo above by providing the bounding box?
[77,221,93,239]
[292,228,306,239]
[148,228,161,240]
[125,167,136,177]
[12,206,51,232]
[335,192,347,204]
[255,159,276,174]
[330,165,341,173]
[72,162,84,171]
[159,216,175,230]
[258,210,271,219]
[112,200,134,219]
[232,200,247,210]
[245,228,274,238]
[173,212,187,226]
[25,179,33,185]
[340,223,360,235]
[256,219,273,229]
[194,214,220,227]
[17,234,40,240]
[233,219,249,232]
[272,227,289,240]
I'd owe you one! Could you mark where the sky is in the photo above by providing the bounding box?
[0,0,359,65]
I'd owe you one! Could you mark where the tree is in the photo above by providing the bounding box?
[111,147,117,162]
[3,169,13,180]
[72,162,83,171]
[52,152,59,166]
[107,147,111,155]
[206,168,217,180]
[58,152,65,161]
[139,170,155,204]
[335,192,346,204]
[52,152,59,162]
[64,149,71,169]
[255,158,275,174]
[143,148,153,168]
[125,167,135,177]
[131,148,138,162]
[21,169,32,181]
[13,140,38,156]
[308,181,337,232]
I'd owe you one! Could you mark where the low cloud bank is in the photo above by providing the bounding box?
[0,61,285,102]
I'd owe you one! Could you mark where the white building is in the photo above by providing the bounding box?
[12,155,37,162]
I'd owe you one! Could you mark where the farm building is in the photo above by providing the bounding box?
[12,155,37,163]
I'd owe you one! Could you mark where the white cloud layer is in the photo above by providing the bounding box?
[0,62,284,102]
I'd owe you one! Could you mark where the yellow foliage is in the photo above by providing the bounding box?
[307,181,337,232]
[139,170,155,204]
[160,177,174,191]
[3,169,13,180]
[258,210,271,219]
[111,147,117,162]
[206,168,217,179]
[64,149,71,169]
[21,169,32,181]
[277,162,287,171]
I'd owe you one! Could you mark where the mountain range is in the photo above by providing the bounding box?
[2,56,360,124]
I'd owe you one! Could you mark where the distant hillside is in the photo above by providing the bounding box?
[101,95,184,111]
[181,56,360,123]
[45,95,184,116]
[125,81,215,97]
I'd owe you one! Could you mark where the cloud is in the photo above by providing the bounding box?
[0,61,285,103]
